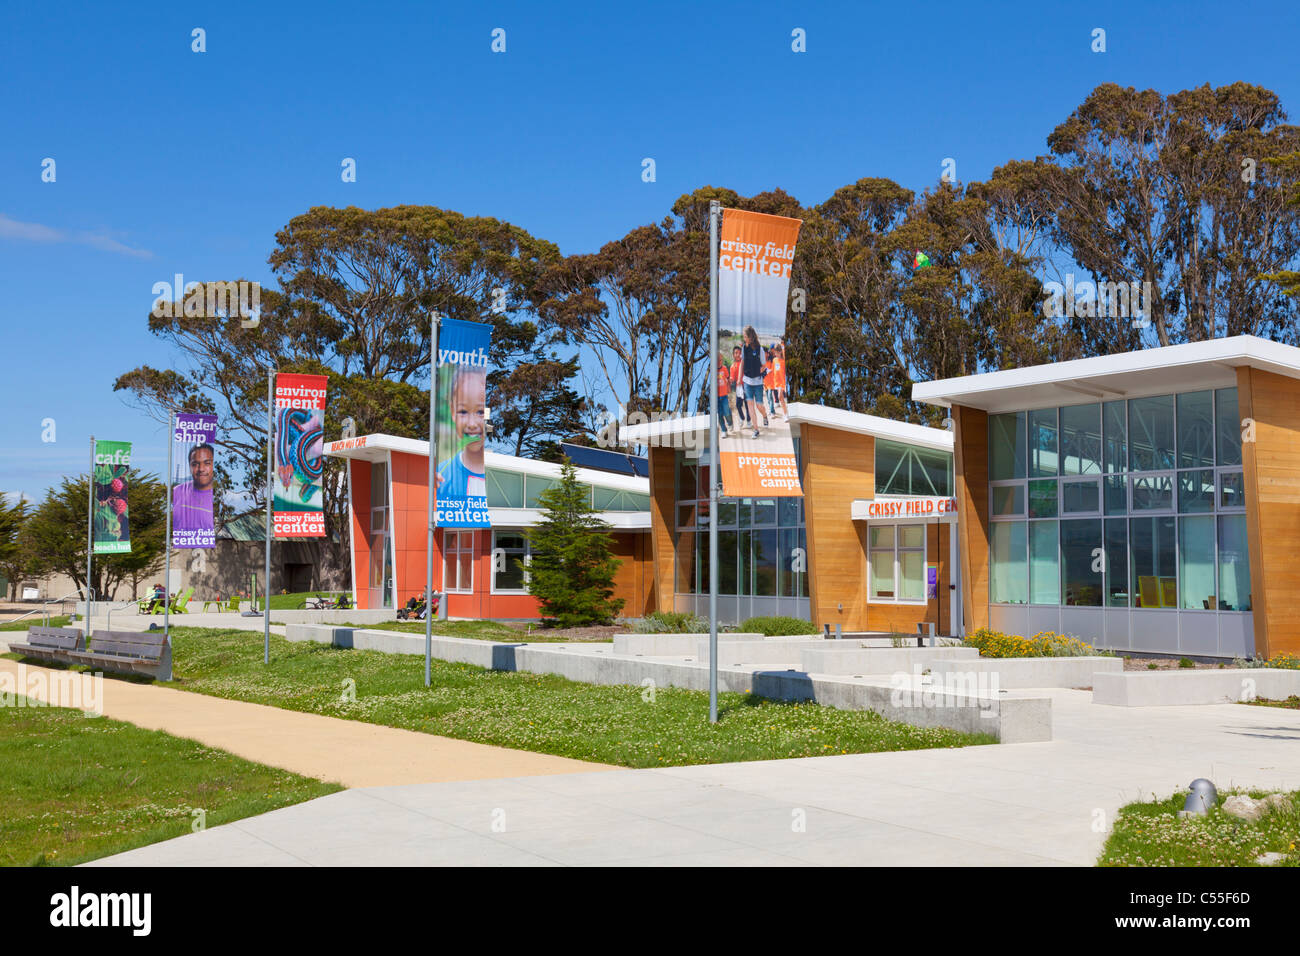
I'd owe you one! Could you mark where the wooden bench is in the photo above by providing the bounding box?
[6,626,85,664]
[65,629,173,681]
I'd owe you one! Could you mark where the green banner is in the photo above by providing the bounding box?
[93,440,132,554]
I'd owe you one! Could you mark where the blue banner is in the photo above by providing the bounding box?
[435,318,491,528]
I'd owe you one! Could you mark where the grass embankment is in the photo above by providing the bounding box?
[154,626,995,767]
[1099,790,1300,866]
[0,700,340,866]
[0,615,72,632]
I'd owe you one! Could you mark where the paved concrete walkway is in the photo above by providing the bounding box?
[88,687,1300,866]
[0,660,611,788]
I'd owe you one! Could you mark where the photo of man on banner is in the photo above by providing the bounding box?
[172,412,217,548]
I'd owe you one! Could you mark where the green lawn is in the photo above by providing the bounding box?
[1099,790,1300,866]
[268,591,348,610]
[0,615,71,632]
[154,626,994,767]
[0,699,341,866]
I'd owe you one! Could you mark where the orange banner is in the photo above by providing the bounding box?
[716,208,803,497]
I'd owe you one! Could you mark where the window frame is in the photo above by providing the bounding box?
[867,522,928,606]
[442,529,475,594]
[489,530,531,594]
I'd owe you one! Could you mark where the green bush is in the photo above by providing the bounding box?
[741,615,815,637]
[631,611,708,634]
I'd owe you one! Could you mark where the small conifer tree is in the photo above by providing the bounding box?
[525,458,624,627]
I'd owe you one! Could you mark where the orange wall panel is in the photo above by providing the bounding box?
[1238,367,1300,658]
[802,424,872,631]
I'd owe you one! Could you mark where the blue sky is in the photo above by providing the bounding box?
[3,0,1298,500]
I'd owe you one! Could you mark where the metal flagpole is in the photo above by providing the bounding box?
[425,312,440,687]
[708,200,720,724]
[86,435,94,639]
[264,368,273,664]
[165,410,174,642]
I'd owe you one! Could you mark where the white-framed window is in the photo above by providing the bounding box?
[491,531,531,593]
[867,523,926,603]
[443,529,475,593]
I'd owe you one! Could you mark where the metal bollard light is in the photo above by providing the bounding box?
[1180,778,1218,816]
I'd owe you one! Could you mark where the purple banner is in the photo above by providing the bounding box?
[172,412,217,548]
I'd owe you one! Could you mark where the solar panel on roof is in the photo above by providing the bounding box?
[559,442,649,477]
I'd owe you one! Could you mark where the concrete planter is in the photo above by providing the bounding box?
[800,645,980,676]
[611,632,765,656]
[1093,667,1300,706]
[928,656,1123,689]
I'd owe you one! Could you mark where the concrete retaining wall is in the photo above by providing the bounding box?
[800,646,979,676]
[612,633,765,656]
[928,656,1123,689]
[1093,668,1300,706]
[284,624,1049,742]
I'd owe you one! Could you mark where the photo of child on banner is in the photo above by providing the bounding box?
[716,208,804,498]
[172,412,217,548]
[92,440,133,554]
[434,318,492,528]
[272,373,327,537]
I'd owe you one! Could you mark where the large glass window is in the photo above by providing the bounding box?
[1129,395,1175,472]
[1217,515,1251,611]
[1060,404,1102,475]
[1130,516,1176,608]
[1178,470,1215,513]
[1060,519,1103,606]
[778,528,806,598]
[990,521,1027,604]
[1179,515,1216,610]
[524,475,558,508]
[991,483,1025,517]
[753,529,778,597]
[989,412,1026,481]
[486,469,524,508]
[1216,387,1242,466]
[1062,478,1101,514]
[1028,479,1058,518]
[492,532,530,592]
[1177,391,1215,469]
[1130,473,1174,511]
[875,439,953,496]
[988,390,1250,615]
[1029,520,1060,604]
[1104,518,1128,607]
[1103,401,1127,473]
[1028,408,1059,478]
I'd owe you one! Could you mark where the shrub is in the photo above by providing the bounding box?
[631,611,708,634]
[1232,653,1300,670]
[741,615,814,637]
[962,627,1101,658]
[1178,657,1195,668]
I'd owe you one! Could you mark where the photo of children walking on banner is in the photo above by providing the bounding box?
[715,207,803,498]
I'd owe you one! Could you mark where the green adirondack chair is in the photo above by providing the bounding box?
[167,586,195,614]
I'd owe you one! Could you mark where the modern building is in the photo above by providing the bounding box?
[620,404,959,635]
[913,334,1300,660]
[324,435,654,618]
